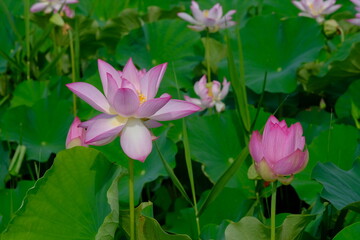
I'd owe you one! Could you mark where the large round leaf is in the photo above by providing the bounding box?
[240,15,324,93]
[186,110,255,197]
[333,222,360,240]
[312,161,360,211]
[10,80,49,108]
[1,147,121,240]
[291,124,359,203]
[1,96,73,162]
[225,214,314,240]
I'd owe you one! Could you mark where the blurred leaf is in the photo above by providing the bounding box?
[1,147,121,240]
[0,181,35,232]
[202,37,226,74]
[198,147,249,217]
[0,143,9,190]
[98,9,141,52]
[333,222,360,240]
[10,80,49,108]
[336,80,360,125]
[262,0,300,16]
[166,205,198,240]
[77,0,136,21]
[94,131,178,207]
[312,161,360,211]
[319,33,360,77]
[186,111,251,191]
[302,33,360,92]
[49,13,64,26]
[1,96,73,162]
[240,15,324,93]
[120,202,191,240]
[199,188,255,227]
[155,141,192,206]
[116,19,200,96]
[296,110,332,144]
[200,221,229,240]
[292,124,359,204]
[225,215,315,240]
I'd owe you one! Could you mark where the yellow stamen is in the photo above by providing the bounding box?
[138,93,147,104]
[203,10,209,18]
[206,82,213,97]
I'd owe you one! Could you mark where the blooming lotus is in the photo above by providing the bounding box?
[292,0,341,23]
[67,59,201,161]
[177,1,236,32]
[184,75,230,112]
[66,117,87,149]
[30,0,78,18]
[348,0,360,26]
[249,116,309,184]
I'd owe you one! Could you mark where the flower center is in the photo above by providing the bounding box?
[138,93,147,104]
[309,3,320,15]
[203,10,209,18]
[206,83,214,98]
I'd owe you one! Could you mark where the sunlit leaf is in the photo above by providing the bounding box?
[225,214,314,240]
[1,147,122,240]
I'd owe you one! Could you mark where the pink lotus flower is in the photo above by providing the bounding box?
[184,75,230,112]
[249,116,309,184]
[30,0,78,18]
[292,0,341,23]
[66,59,201,161]
[177,1,236,32]
[66,117,88,149]
[348,0,360,26]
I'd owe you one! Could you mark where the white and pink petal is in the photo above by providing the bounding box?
[149,99,201,121]
[66,82,111,114]
[120,118,153,162]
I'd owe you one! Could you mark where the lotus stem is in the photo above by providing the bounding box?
[271,181,277,240]
[69,30,77,116]
[128,158,135,240]
[206,31,211,82]
[24,0,30,80]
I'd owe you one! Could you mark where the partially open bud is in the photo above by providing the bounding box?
[66,117,87,149]
[249,116,309,185]
[323,19,340,38]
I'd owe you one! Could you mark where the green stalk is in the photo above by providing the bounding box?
[183,119,200,239]
[69,30,77,116]
[235,29,251,133]
[271,181,277,240]
[24,0,31,80]
[172,62,200,237]
[128,158,135,240]
[206,31,211,82]
[0,0,22,41]
[225,30,251,143]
